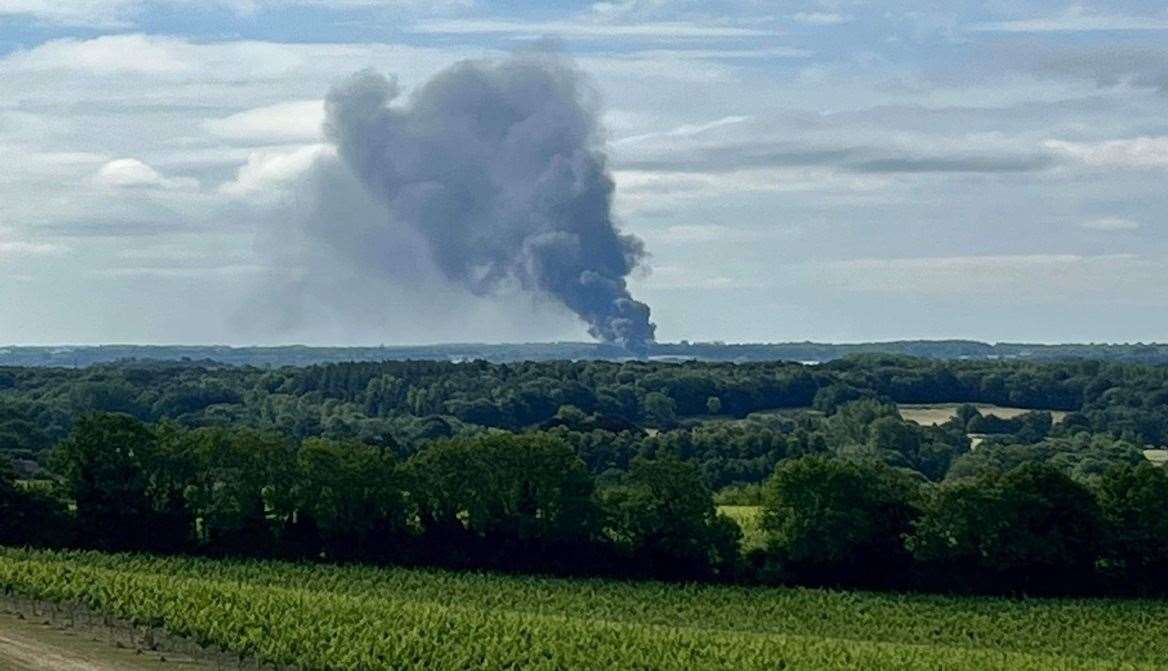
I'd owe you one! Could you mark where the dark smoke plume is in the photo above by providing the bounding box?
[324,52,656,355]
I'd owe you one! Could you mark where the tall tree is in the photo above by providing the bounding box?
[760,455,921,585]
[50,413,158,550]
[603,455,740,578]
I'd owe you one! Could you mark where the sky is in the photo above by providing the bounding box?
[1,0,1167,346]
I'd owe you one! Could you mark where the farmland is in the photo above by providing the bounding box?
[4,356,1168,668]
[897,403,1069,427]
[2,549,1168,671]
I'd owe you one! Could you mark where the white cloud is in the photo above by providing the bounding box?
[96,159,166,187]
[409,18,776,38]
[814,253,1160,298]
[1081,217,1141,231]
[972,7,1168,33]
[646,224,731,243]
[1044,137,1168,168]
[93,158,198,190]
[0,0,471,26]
[93,264,266,279]
[617,47,813,60]
[575,52,734,84]
[0,149,109,186]
[0,240,70,256]
[613,115,751,146]
[203,99,325,143]
[1,34,302,78]
[588,0,670,19]
[834,254,1102,270]
[2,34,193,74]
[220,144,334,198]
[640,264,749,290]
[613,167,891,215]
[640,224,791,244]
[791,12,850,26]
[0,0,139,26]
[0,35,479,113]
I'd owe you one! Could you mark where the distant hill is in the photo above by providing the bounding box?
[3,340,1168,367]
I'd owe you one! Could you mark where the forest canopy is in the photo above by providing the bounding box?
[2,354,1167,594]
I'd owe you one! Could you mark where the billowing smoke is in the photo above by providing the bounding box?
[323,52,656,355]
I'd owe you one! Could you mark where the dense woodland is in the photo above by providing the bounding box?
[2,355,1168,593]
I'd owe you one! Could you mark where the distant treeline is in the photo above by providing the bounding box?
[3,415,1166,595]
[7,340,1168,367]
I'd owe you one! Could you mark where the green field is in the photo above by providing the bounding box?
[2,549,1167,670]
[718,505,764,550]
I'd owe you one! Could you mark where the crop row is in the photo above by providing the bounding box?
[1,550,1165,670]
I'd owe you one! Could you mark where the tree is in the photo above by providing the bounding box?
[907,463,1101,591]
[642,392,677,426]
[868,416,921,464]
[826,399,899,448]
[1095,462,1168,582]
[50,413,160,550]
[295,438,404,560]
[0,456,69,547]
[177,427,296,555]
[0,455,15,500]
[952,404,981,430]
[705,396,723,415]
[407,433,602,567]
[760,455,921,585]
[602,455,740,578]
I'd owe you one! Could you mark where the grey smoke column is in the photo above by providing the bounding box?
[324,52,656,355]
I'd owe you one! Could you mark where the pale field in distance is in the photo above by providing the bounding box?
[897,403,1068,427]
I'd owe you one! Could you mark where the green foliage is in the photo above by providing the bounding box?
[6,354,1168,592]
[602,456,740,577]
[167,427,295,554]
[407,433,599,547]
[1095,462,1168,574]
[295,438,405,559]
[49,414,161,550]
[705,395,723,415]
[6,355,1168,489]
[642,391,677,426]
[713,482,764,506]
[908,464,1102,588]
[0,454,70,547]
[948,434,1144,483]
[760,455,921,584]
[968,410,1052,442]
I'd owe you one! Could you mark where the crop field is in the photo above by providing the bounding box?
[897,403,1069,426]
[2,549,1167,671]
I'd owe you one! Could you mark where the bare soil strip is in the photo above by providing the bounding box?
[0,611,209,671]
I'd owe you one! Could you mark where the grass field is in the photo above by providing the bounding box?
[718,505,764,551]
[3,548,1167,670]
[897,403,1069,426]
[1145,449,1168,466]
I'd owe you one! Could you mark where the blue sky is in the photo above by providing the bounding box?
[2,1,1167,345]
